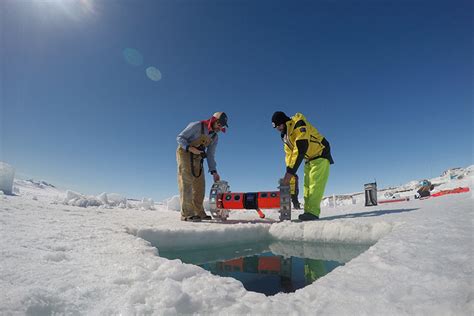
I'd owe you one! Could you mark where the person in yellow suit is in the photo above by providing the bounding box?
[272,111,334,221]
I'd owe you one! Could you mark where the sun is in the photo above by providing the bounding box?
[34,0,97,19]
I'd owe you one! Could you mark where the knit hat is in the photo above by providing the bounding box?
[271,111,290,128]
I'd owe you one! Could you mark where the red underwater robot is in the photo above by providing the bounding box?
[208,180,291,221]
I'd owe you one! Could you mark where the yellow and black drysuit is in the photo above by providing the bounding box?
[177,121,218,220]
[281,113,334,217]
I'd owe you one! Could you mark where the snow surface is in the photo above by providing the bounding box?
[0,167,472,315]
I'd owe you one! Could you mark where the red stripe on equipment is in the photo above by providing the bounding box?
[379,197,410,204]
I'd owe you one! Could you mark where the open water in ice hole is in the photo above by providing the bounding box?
[159,240,372,296]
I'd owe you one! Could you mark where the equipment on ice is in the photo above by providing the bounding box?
[364,182,378,206]
[208,180,291,221]
[379,197,410,204]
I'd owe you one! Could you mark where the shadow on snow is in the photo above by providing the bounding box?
[322,208,419,221]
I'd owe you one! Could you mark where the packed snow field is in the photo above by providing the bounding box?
[0,167,472,315]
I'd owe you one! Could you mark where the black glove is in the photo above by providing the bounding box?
[291,195,301,209]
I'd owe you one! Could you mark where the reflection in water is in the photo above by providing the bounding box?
[200,253,341,295]
[159,240,371,296]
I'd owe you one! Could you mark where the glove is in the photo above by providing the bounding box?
[291,195,301,209]
[189,146,202,155]
[282,172,293,185]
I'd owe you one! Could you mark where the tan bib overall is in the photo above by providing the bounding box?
[176,124,214,219]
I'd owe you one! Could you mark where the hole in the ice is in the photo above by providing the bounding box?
[158,240,372,296]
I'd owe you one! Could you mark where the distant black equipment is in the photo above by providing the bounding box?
[364,182,378,206]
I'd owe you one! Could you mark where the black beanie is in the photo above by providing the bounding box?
[271,111,291,128]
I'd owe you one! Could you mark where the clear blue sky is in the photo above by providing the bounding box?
[1,0,472,201]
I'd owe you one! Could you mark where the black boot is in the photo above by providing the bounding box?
[181,215,202,222]
[298,213,319,221]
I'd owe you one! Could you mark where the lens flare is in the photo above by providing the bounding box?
[146,67,162,81]
[122,48,144,66]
